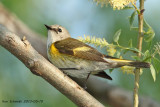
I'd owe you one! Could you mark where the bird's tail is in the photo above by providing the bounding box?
[104,57,150,68]
[126,61,150,68]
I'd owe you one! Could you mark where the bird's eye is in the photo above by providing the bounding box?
[58,28,62,32]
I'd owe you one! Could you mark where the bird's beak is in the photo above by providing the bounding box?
[44,24,58,33]
[44,24,52,30]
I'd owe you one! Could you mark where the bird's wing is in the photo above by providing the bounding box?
[53,38,107,62]
[93,71,112,80]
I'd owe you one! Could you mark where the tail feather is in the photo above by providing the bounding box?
[104,57,150,68]
[127,61,150,68]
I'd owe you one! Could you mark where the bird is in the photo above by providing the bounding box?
[45,24,150,84]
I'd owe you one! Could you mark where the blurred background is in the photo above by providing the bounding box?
[0,0,160,107]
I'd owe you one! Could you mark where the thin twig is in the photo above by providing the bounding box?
[134,0,144,107]
[131,1,140,14]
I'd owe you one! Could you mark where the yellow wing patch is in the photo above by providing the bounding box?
[73,46,91,54]
[111,58,132,62]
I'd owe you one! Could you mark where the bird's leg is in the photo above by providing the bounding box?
[83,72,91,89]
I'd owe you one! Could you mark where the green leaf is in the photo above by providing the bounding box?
[132,56,141,60]
[153,57,160,73]
[128,39,133,47]
[129,11,137,28]
[143,19,151,29]
[143,19,155,42]
[150,64,156,82]
[123,49,129,54]
[144,28,155,42]
[128,47,144,55]
[109,69,114,73]
[113,29,121,43]
[143,50,151,62]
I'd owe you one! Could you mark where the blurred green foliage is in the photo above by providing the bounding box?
[0,0,160,107]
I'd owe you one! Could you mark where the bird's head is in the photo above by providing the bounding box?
[45,24,71,44]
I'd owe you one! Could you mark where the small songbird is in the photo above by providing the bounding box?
[45,24,150,82]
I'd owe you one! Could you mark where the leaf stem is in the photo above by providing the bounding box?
[134,0,144,107]
[131,2,140,14]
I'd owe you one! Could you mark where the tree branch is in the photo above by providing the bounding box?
[0,24,104,107]
[0,3,160,107]
[134,0,145,107]
[0,3,47,58]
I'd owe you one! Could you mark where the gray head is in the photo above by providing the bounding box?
[45,24,71,45]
